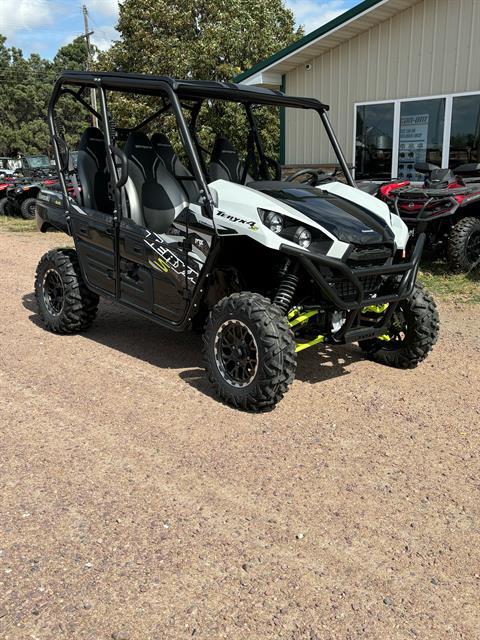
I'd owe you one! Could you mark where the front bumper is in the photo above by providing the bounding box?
[280,231,425,311]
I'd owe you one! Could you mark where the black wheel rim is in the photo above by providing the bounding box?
[42,268,64,316]
[214,319,259,388]
[466,230,480,265]
[382,308,408,350]
[27,202,36,218]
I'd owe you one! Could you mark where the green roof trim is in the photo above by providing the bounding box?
[234,0,384,83]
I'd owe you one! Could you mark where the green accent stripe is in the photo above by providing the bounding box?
[279,74,286,164]
[234,0,385,83]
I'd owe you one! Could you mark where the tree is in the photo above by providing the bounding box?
[97,0,302,159]
[0,35,92,157]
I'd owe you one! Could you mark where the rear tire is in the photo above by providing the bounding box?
[20,196,38,219]
[203,292,297,411]
[359,283,439,369]
[34,248,99,334]
[447,216,480,272]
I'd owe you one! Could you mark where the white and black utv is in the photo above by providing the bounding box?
[35,71,439,411]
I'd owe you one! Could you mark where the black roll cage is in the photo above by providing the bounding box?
[48,70,355,217]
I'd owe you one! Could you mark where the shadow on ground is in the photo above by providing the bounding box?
[23,292,365,399]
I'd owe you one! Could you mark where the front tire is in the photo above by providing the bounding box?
[203,292,297,411]
[20,196,38,219]
[359,283,439,369]
[0,198,7,216]
[447,216,480,272]
[34,248,99,333]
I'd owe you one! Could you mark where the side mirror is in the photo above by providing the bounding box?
[110,145,128,188]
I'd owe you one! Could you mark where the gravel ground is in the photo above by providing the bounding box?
[1,230,479,640]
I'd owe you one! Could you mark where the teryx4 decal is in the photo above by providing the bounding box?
[216,211,259,231]
[144,231,200,286]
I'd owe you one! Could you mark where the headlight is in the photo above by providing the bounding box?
[294,226,312,248]
[15,187,24,194]
[263,211,284,233]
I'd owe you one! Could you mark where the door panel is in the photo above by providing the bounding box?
[70,208,116,296]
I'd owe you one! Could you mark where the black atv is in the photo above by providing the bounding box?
[34,71,439,411]
[3,156,56,219]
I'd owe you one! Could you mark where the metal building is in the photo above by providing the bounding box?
[235,0,480,180]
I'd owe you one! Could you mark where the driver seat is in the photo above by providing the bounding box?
[208,137,253,184]
[124,131,189,233]
[151,132,199,201]
[77,127,114,213]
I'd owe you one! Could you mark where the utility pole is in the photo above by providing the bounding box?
[82,4,98,127]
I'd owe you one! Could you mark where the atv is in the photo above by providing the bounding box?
[34,71,439,411]
[362,163,480,272]
[3,155,56,218]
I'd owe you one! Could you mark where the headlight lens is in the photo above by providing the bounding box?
[15,187,24,193]
[294,226,312,248]
[264,211,284,233]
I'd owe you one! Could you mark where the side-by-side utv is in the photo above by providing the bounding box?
[35,71,439,411]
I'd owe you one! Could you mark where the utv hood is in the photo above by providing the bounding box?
[250,181,395,245]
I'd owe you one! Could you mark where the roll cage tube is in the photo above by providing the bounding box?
[318,109,356,188]
[48,78,77,209]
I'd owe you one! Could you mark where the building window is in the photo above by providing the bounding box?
[355,103,394,179]
[398,99,445,181]
[449,94,480,168]
[355,92,480,180]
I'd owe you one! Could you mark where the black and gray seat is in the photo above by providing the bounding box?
[77,127,114,213]
[151,132,199,201]
[124,131,189,233]
[208,137,253,184]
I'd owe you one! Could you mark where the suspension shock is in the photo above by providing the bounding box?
[273,271,299,313]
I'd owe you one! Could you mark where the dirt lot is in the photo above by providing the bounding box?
[1,230,479,640]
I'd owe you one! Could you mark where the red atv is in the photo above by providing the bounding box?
[360,163,480,272]
[0,175,20,216]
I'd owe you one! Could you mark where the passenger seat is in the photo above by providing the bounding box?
[124,131,188,233]
[208,137,253,184]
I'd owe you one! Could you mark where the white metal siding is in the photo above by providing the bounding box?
[284,0,480,164]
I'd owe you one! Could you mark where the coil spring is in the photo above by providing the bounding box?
[273,273,299,313]
[55,118,65,137]
[107,113,117,142]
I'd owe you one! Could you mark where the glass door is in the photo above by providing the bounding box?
[398,99,445,181]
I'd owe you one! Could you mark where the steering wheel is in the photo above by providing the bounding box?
[262,156,282,181]
[286,168,327,186]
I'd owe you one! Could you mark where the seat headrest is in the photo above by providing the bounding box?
[151,132,173,151]
[151,133,177,173]
[78,127,106,166]
[124,131,153,156]
[125,131,160,182]
[210,137,238,163]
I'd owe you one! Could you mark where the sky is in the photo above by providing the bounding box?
[0,0,358,60]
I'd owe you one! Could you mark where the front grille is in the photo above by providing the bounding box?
[331,274,382,301]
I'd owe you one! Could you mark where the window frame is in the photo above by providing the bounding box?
[353,90,480,180]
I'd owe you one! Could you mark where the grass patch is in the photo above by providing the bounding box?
[419,260,480,304]
[0,217,37,232]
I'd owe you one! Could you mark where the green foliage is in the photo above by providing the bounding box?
[97,0,303,159]
[0,35,93,157]
[1,0,301,162]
